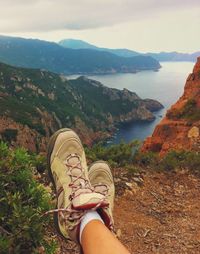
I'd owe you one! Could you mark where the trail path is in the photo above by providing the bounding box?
[56,170,200,254]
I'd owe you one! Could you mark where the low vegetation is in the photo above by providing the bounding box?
[85,140,140,167]
[0,142,57,254]
[167,99,200,121]
[134,149,200,173]
[86,141,200,173]
[1,129,18,143]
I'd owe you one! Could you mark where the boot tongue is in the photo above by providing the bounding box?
[72,192,107,210]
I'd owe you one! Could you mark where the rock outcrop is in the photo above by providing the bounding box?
[0,116,47,152]
[142,57,200,155]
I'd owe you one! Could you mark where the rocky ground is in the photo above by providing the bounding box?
[50,168,200,254]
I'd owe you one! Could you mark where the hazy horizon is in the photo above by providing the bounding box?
[0,34,199,55]
[0,0,199,53]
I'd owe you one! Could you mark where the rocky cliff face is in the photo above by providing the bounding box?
[70,76,163,125]
[0,116,47,152]
[142,57,200,155]
[0,62,163,152]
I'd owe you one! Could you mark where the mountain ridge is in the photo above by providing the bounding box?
[59,38,199,62]
[59,38,140,57]
[0,35,160,74]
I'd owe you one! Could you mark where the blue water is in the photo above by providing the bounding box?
[67,62,194,143]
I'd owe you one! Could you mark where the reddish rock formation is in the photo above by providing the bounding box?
[0,116,110,153]
[142,57,200,155]
[0,116,47,152]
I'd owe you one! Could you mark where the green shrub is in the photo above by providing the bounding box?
[159,150,200,172]
[159,150,181,171]
[178,150,200,172]
[126,164,141,174]
[0,142,57,254]
[86,140,140,167]
[31,154,47,173]
[167,99,200,121]
[1,129,18,143]
[133,149,200,173]
[134,151,158,167]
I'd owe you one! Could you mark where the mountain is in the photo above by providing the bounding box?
[59,39,199,62]
[146,52,200,62]
[0,35,160,74]
[0,62,163,152]
[142,57,200,155]
[59,38,140,57]
[59,39,99,50]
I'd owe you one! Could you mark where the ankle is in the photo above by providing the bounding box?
[79,211,104,243]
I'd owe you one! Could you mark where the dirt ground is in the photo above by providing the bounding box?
[56,169,200,254]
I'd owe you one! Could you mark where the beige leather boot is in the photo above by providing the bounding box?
[47,129,107,242]
[88,161,115,231]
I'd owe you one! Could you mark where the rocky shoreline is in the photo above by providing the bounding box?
[0,63,163,152]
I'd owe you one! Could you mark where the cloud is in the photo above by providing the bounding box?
[0,0,200,32]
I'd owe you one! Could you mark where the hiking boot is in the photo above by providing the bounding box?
[88,161,115,231]
[47,128,107,242]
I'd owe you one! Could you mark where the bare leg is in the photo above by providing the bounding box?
[81,220,130,254]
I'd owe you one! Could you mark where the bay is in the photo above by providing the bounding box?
[67,62,194,144]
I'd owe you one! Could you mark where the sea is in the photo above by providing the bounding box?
[67,62,194,144]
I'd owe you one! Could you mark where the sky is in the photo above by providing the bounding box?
[0,0,200,53]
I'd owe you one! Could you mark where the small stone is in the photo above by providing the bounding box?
[114,178,121,183]
[188,126,199,138]
[116,229,122,238]
[125,182,133,188]
[125,190,133,196]
[133,177,144,183]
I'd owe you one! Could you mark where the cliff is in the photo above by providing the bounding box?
[0,62,163,152]
[142,57,200,155]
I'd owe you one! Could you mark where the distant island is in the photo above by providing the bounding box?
[0,35,160,75]
[146,52,200,62]
[59,38,199,62]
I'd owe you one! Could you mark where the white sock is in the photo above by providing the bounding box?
[79,210,104,244]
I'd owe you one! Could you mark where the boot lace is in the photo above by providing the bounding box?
[44,153,106,230]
